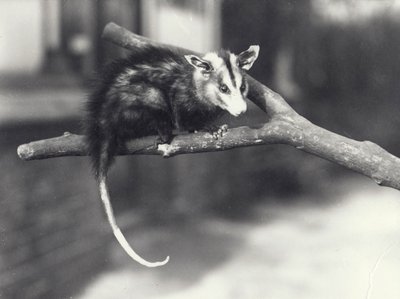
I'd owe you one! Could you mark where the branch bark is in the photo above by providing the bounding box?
[17,22,400,191]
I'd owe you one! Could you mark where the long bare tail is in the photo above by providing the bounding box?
[99,175,170,267]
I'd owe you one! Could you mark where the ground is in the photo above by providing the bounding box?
[76,176,400,299]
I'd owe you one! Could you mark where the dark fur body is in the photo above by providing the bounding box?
[83,43,259,266]
[85,46,224,178]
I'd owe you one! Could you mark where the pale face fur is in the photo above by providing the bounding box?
[185,46,259,117]
[202,52,247,116]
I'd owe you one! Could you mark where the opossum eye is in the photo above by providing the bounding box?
[240,83,246,93]
[219,84,230,94]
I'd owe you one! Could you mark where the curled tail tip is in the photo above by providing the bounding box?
[99,173,169,268]
[124,244,170,268]
[123,247,169,267]
[113,223,169,268]
[143,255,170,268]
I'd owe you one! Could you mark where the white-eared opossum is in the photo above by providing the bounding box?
[84,45,260,267]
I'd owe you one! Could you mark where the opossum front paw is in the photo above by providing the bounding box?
[208,124,228,139]
[155,135,172,146]
[155,129,173,146]
[220,124,228,132]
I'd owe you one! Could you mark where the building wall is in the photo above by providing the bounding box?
[0,122,110,299]
[141,0,220,53]
[0,0,44,73]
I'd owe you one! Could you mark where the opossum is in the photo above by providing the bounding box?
[84,45,260,267]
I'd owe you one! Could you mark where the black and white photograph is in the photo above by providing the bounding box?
[1,0,400,298]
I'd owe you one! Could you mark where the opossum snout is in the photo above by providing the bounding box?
[225,98,247,117]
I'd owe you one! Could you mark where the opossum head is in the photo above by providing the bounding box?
[185,45,259,117]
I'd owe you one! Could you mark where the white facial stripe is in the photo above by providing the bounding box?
[202,52,243,91]
[218,61,247,116]
[203,52,224,70]
[220,66,235,91]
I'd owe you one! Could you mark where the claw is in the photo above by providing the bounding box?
[155,134,173,148]
[156,128,173,146]
[208,124,229,140]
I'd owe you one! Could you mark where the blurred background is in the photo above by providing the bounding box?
[1,0,400,298]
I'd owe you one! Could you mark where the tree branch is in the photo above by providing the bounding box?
[17,23,400,191]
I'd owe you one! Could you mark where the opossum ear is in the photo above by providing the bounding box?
[238,45,260,70]
[185,55,213,72]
